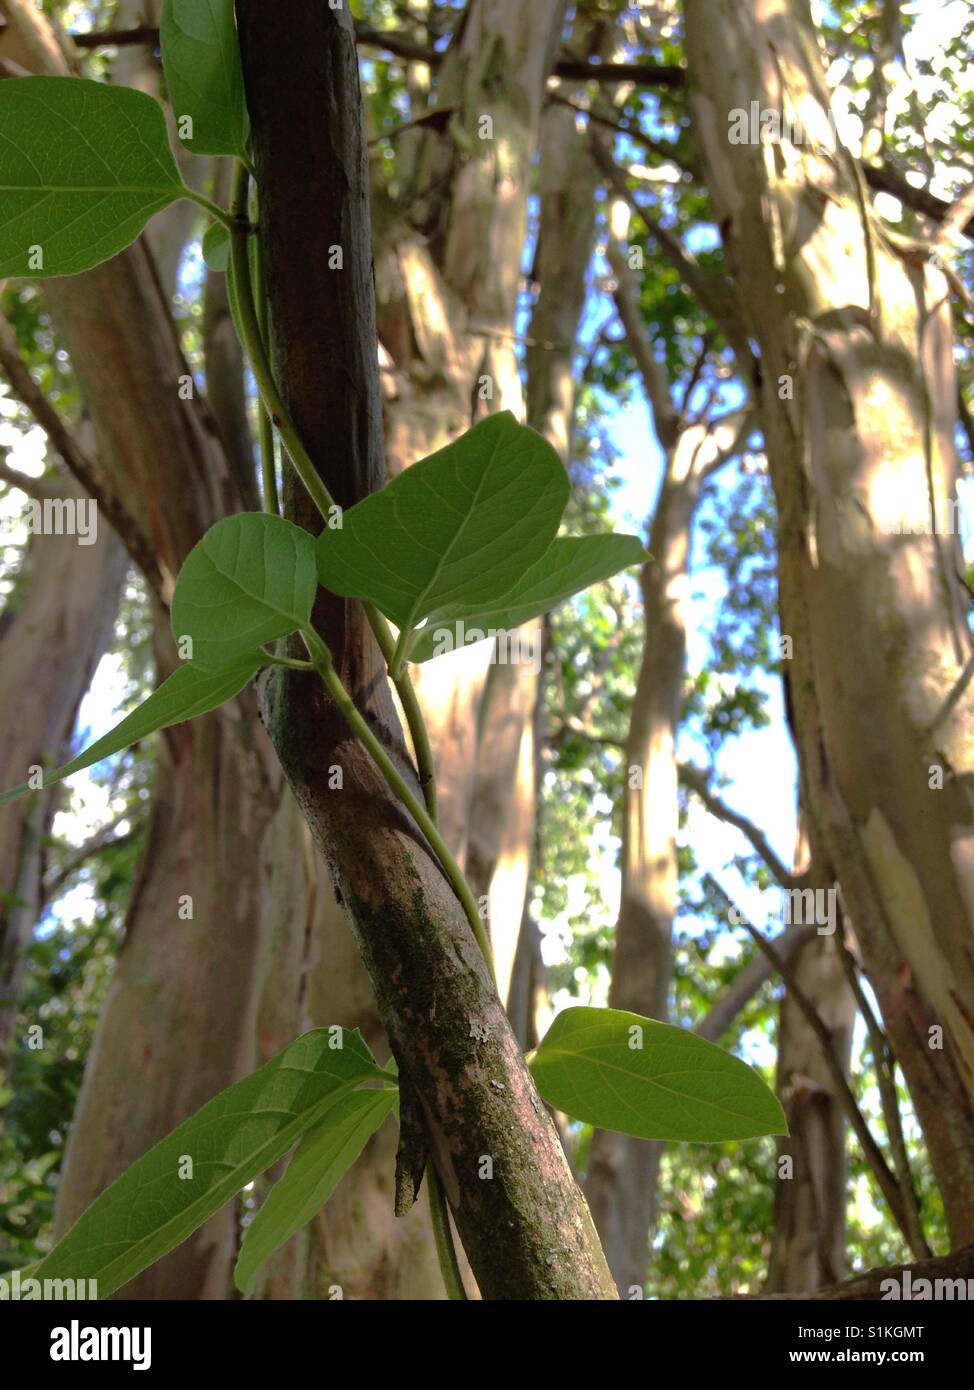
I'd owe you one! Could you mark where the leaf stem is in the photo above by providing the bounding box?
[252,229,279,516]
[229,164,334,523]
[426,1167,468,1300]
[301,627,495,980]
[230,162,437,819]
[262,651,315,671]
[365,604,436,821]
[184,187,235,231]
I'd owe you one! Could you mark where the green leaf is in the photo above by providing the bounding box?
[315,412,570,643]
[408,534,647,662]
[171,513,318,670]
[0,77,184,279]
[202,220,230,271]
[234,1088,396,1294]
[161,0,250,157]
[0,658,260,809]
[529,1007,788,1142]
[34,1029,386,1299]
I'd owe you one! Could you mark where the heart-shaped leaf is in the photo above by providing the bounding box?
[171,513,318,670]
[315,412,570,647]
[33,1029,387,1300]
[0,657,261,809]
[0,77,184,279]
[161,0,250,158]
[234,1087,397,1294]
[529,1007,787,1142]
[409,533,647,662]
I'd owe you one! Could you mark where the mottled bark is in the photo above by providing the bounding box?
[685,0,974,1242]
[237,0,615,1299]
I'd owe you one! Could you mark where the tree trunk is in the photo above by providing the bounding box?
[0,476,127,1070]
[237,0,615,1300]
[585,456,697,1294]
[467,81,604,1006]
[685,0,974,1243]
[766,825,855,1292]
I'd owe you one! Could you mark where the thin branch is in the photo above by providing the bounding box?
[0,312,163,597]
[694,921,816,1043]
[59,23,159,49]
[552,57,686,87]
[0,456,59,503]
[680,763,796,888]
[935,176,974,249]
[863,161,974,237]
[836,927,931,1259]
[591,135,757,379]
[367,104,458,149]
[547,91,686,166]
[44,20,688,86]
[41,815,143,907]
[604,240,679,450]
[705,874,923,1259]
[677,331,715,423]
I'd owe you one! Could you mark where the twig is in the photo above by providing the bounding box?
[704,874,923,1258]
[836,928,931,1259]
[0,313,163,596]
[681,765,796,888]
[0,457,59,503]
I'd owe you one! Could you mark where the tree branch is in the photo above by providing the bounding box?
[680,763,796,887]
[756,1242,974,1300]
[694,921,816,1043]
[863,161,974,237]
[0,456,58,503]
[704,874,924,1258]
[0,312,163,597]
[591,135,757,379]
[604,240,679,450]
[40,19,688,86]
[836,928,931,1259]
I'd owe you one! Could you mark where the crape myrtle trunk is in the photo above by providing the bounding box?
[236,1,616,1300]
[685,0,974,1240]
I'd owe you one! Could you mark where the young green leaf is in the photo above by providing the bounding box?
[0,77,185,279]
[529,1007,787,1142]
[161,0,250,158]
[234,1088,397,1294]
[170,513,318,670]
[315,412,570,641]
[33,1029,387,1299]
[202,221,230,271]
[408,533,648,663]
[0,657,261,810]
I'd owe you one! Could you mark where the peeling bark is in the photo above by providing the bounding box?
[685,0,974,1242]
